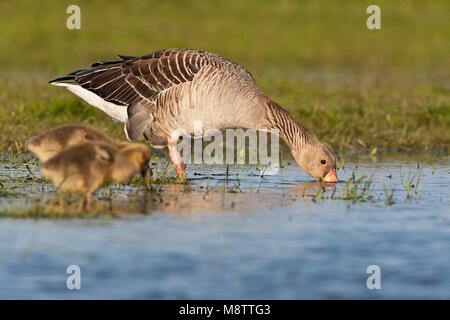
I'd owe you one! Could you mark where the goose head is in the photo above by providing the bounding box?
[293,141,338,183]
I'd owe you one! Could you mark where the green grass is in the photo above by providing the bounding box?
[382,182,395,205]
[304,169,375,204]
[0,0,449,152]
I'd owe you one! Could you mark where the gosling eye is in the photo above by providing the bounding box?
[320,159,326,165]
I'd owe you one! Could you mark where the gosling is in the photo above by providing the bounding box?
[27,124,133,162]
[40,141,151,210]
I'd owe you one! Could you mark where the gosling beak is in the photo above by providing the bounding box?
[322,169,338,183]
[140,166,149,178]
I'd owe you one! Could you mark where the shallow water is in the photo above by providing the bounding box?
[0,152,448,299]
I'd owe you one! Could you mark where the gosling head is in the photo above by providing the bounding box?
[26,135,45,157]
[109,143,151,182]
[292,140,338,183]
[121,143,151,174]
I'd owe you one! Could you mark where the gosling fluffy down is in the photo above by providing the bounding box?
[26,124,127,162]
[40,141,150,208]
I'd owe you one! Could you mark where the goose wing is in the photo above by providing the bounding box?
[50,49,218,108]
[50,49,255,140]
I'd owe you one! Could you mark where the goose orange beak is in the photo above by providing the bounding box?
[323,169,338,183]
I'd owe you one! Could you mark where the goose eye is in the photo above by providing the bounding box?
[320,159,326,165]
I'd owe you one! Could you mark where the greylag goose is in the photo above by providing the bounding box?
[40,141,150,209]
[50,49,338,182]
[27,123,140,162]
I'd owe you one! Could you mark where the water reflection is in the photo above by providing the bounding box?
[24,180,338,217]
[291,181,336,196]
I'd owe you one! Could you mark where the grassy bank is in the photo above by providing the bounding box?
[0,0,448,152]
[1,73,448,153]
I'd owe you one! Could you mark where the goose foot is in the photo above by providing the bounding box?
[168,146,187,179]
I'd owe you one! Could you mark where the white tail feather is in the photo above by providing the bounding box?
[51,82,128,123]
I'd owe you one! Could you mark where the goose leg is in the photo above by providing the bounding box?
[168,146,187,179]
[81,192,92,212]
